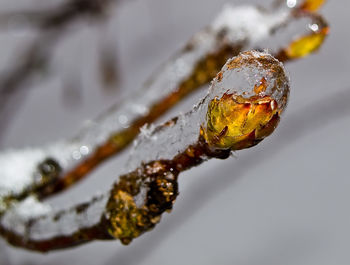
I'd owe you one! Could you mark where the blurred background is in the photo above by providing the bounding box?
[1,0,350,264]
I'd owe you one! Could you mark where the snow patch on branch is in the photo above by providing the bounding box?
[213,5,289,44]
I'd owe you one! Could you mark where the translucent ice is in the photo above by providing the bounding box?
[128,51,290,168]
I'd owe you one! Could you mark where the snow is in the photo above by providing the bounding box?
[28,194,108,240]
[213,5,289,44]
[0,149,46,198]
[0,141,90,199]
[1,196,51,236]
[1,194,108,240]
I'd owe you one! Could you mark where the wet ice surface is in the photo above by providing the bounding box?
[66,4,290,149]
[128,50,289,169]
[204,50,289,108]
[128,111,201,170]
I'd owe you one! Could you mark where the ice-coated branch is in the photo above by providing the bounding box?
[37,1,326,194]
[0,1,329,210]
[0,51,290,252]
[0,194,112,251]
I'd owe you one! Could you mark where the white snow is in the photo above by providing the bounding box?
[28,194,108,240]
[213,5,289,45]
[0,141,90,199]
[1,196,51,236]
[0,149,46,197]
[1,194,108,240]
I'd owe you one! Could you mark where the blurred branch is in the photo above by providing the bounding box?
[0,239,11,265]
[0,0,123,144]
[0,35,54,145]
[0,0,119,93]
[0,0,116,30]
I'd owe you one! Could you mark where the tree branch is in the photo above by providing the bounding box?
[0,3,328,208]
[0,51,290,252]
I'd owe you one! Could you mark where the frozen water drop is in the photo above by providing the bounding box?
[287,0,297,8]
[79,146,90,156]
[309,23,319,32]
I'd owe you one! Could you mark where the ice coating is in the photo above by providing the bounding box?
[67,5,288,149]
[201,51,289,150]
[129,51,289,168]
[127,112,202,170]
[0,1,329,251]
[68,5,289,148]
[202,50,289,111]
[266,0,329,61]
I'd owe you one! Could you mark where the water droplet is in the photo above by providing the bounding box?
[72,150,82,160]
[118,114,129,128]
[270,100,277,111]
[79,146,90,156]
[37,158,62,183]
[309,23,319,32]
[287,0,297,8]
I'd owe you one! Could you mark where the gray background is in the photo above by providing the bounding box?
[1,0,350,264]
